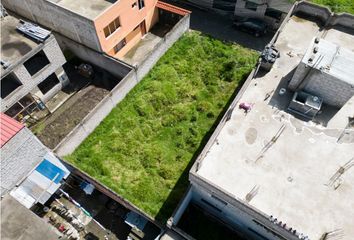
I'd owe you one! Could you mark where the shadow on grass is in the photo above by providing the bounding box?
[154,73,251,223]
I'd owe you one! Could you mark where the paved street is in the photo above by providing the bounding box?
[165,0,273,51]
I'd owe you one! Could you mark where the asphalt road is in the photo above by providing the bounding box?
[165,0,273,51]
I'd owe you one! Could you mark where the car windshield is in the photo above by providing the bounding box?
[247,18,265,26]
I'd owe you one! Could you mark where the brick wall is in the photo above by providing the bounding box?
[1,128,48,196]
[289,62,354,108]
[1,37,67,112]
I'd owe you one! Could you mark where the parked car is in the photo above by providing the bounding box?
[233,18,268,37]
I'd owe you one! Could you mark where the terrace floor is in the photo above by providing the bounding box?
[121,22,174,66]
[195,14,354,240]
[122,32,161,66]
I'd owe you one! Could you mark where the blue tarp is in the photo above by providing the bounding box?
[35,159,66,184]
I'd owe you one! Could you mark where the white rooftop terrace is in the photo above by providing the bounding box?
[195,15,354,240]
[49,0,115,19]
[1,15,39,70]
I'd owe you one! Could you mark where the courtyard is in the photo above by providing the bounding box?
[65,31,258,222]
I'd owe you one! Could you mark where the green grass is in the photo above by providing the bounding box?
[289,0,354,14]
[65,31,258,222]
[312,0,354,14]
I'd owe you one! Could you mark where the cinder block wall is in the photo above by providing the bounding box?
[303,71,354,107]
[1,127,48,196]
[289,63,354,108]
[1,37,67,112]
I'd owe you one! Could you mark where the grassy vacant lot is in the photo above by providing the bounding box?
[65,31,258,222]
[312,0,354,13]
[289,0,354,14]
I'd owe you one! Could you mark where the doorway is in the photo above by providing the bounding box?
[140,20,147,36]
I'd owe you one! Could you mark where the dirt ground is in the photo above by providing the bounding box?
[31,57,121,149]
[34,85,109,149]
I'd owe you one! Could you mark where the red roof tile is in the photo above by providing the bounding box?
[156,1,191,16]
[0,113,24,147]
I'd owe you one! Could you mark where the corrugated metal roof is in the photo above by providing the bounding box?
[0,113,24,147]
[156,1,191,16]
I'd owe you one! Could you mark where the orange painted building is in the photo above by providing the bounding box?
[94,0,159,58]
[2,0,190,60]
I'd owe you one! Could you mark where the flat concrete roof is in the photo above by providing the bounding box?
[195,15,354,240]
[1,15,39,71]
[1,194,59,240]
[301,37,354,85]
[122,32,162,65]
[50,0,114,19]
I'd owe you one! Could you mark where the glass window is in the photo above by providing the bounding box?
[104,17,121,38]
[138,0,145,10]
[245,1,258,11]
[104,27,110,38]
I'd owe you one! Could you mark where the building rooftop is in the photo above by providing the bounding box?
[0,113,24,147]
[302,38,354,85]
[1,116,47,196]
[0,15,39,71]
[194,15,354,240]
[49,0,115,19]
[1,194,59,240]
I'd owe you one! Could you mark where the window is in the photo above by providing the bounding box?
[138,0,145,10]
[23,50,50,76]
[103,17,121,38]
[265,8,283,21]
[1,73,22,98]
[37,73,60,94]
[245,1,258,11]
[113,38,126,54]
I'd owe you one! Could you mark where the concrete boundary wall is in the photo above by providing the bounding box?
[136,14,190,81]
[54,14,190,156]
[293,1,331,24]
[54,70,138,156]
[63,161,164,229]
[293,1,354,30]
[54,34,132,79]
[330,13,354,29]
